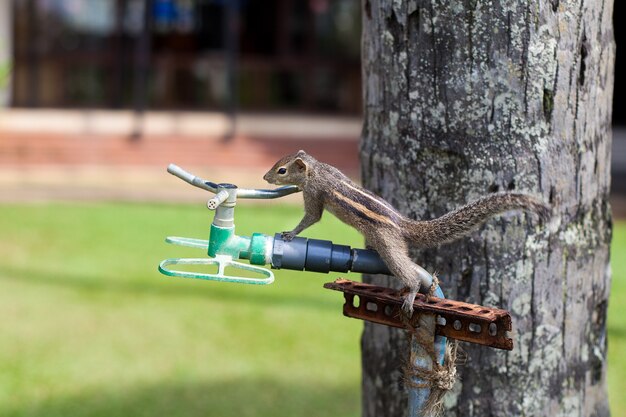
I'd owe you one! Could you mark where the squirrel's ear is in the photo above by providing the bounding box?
[297,149,306,156]
[294,158,307,172]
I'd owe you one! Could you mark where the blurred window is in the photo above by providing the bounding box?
[11,0,361,114]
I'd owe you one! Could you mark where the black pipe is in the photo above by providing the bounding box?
[271,234,391,275]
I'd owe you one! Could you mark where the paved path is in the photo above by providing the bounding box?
[0,110,360,202]
[1,109,625,218]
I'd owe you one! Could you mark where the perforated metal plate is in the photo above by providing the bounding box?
[324,279,513,350]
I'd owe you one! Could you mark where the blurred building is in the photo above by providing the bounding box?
[7,0,361,114]
[0,1,625,205]
[612,2,626,199]
[0,0,363,201]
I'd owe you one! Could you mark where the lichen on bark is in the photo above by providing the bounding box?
[360,1,613,416]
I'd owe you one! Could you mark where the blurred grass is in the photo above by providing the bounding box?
[0,203,363,417]
[0,203,623,416]
[608,217,626,415]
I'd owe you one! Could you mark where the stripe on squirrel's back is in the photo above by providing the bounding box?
[338,181,403,223]
[342,181,399,213]
[331,190,399,227]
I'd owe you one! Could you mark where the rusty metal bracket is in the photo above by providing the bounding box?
[324,279,513,351]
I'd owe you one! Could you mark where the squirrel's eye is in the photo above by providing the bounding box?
[277,167,287,175]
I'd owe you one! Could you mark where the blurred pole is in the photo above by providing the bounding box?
[222,0,239,140]
[112,0,126,108]
[0,0,12,107]
[26,0,38,107]
[276,0,291,57]
[303,1,318,111]
[132,0,153,140]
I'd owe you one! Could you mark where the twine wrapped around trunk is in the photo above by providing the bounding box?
[404,338,459,416]
[402,277,459,417]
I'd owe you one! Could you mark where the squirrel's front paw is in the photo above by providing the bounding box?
[281,231,296,241]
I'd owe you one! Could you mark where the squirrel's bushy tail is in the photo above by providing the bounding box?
[404,192,550,248]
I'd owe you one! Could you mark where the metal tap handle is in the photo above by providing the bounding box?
[236,186,301,199]
[167,164,218,193]
[167,163,301,199]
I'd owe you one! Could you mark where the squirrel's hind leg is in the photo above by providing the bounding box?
[371,237,428,317]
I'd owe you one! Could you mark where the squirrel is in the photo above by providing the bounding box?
[263,150,550,315]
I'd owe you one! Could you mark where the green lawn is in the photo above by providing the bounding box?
[608,215,626,415]
[0,203,623,416]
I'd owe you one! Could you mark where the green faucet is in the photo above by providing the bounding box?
[159,164,300,284]
[159,164,407,286]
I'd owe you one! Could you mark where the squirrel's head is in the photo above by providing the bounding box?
[263,150,313,186]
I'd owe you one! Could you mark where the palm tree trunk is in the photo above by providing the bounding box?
[360,1,614,416]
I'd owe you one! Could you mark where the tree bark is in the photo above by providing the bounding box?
[360,1,613,416]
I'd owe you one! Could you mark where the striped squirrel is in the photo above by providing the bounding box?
[263,150,550,315]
